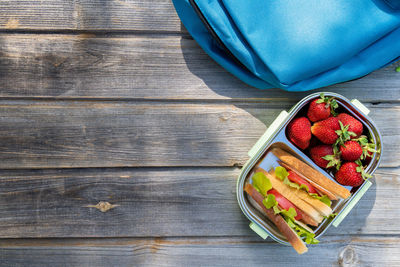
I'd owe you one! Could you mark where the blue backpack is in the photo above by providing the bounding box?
[172,0,400,91]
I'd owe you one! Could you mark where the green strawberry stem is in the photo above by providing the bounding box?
[354,135,380,160]
[316,93,339,116]
[322,145,342,170]
[335,121,357,147]
[355,159,372,180]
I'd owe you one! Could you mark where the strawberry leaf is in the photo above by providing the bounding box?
[317,93,338,115]
[354,135,380,160]
[335,121,356,146]
[363,172,372,179]
[355,159,372,180]
[330,99,339,116]
[322,149,342,170]
[330,99,339,109]
[396,66,400,72]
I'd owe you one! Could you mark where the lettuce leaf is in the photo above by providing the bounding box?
[287,218,320,244]
[276,166,311,192]
[262,199,319,245]
[262,194,278,209]
[261,193,281,214]
[267,204,297,222]
[279,207,297,221]
[323,213,338,219]
[283,176,310,192]
[252,172,272,197]
[273,205,281,214]
[309,193,332,207]
[275,166,289,180]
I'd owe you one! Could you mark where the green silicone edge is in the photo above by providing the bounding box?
[332,180,372,227]
[351,99,370,115]
[248,110,289,158]
[249,222,269,240]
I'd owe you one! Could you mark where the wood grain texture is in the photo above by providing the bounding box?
[0,101,396,169]
[0,34,399,101]
[0,167,397,238]
[0,1,398,265]
[0,236,399,267]
[0,0,181,32]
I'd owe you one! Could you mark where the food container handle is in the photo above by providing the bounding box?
[249,222,269,240]
[332,180,372,227]
[248,110,289,158]
[351,99,370,115]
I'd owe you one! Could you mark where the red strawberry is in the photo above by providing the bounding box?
[335,162,363,187]
[307,94,338,122]
[340,141,362,161]
[307,99,330,122]
[287,117,311,150]
[314,116,340,129]
[310,145,340,169]
[337,113,363,138]
[311,117,340,144]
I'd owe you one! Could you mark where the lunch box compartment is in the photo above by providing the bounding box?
[237,93,382,245]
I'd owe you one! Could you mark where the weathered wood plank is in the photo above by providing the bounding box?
[0,101,396,168]
[0,0,181,32]
[0,167,397,238]
[0,34,399,101]
[0,236,399,267]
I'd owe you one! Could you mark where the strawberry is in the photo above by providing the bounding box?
[314,116,340,129]
[337,113,363,138]
[340,141,363,161]
[335,162,364,187]
[287,117,311,150]
[335,160,372,187]
[310,145,340,169]
[307,93,338,122]
[311,117,340,144]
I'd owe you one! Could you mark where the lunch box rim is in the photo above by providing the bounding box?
[236,92,382,245]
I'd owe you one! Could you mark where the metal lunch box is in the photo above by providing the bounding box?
[236,92,382,245]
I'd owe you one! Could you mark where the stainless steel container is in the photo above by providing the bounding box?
[237,92,382,245]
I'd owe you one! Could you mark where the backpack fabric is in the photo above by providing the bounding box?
[172,0,400,91]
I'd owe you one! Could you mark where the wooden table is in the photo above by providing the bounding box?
[0,1,399,266]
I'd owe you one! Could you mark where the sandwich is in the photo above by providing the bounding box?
[271,148,351,199]
[245,153,351,254]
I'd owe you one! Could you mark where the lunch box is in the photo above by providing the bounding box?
[237,92,382,245]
